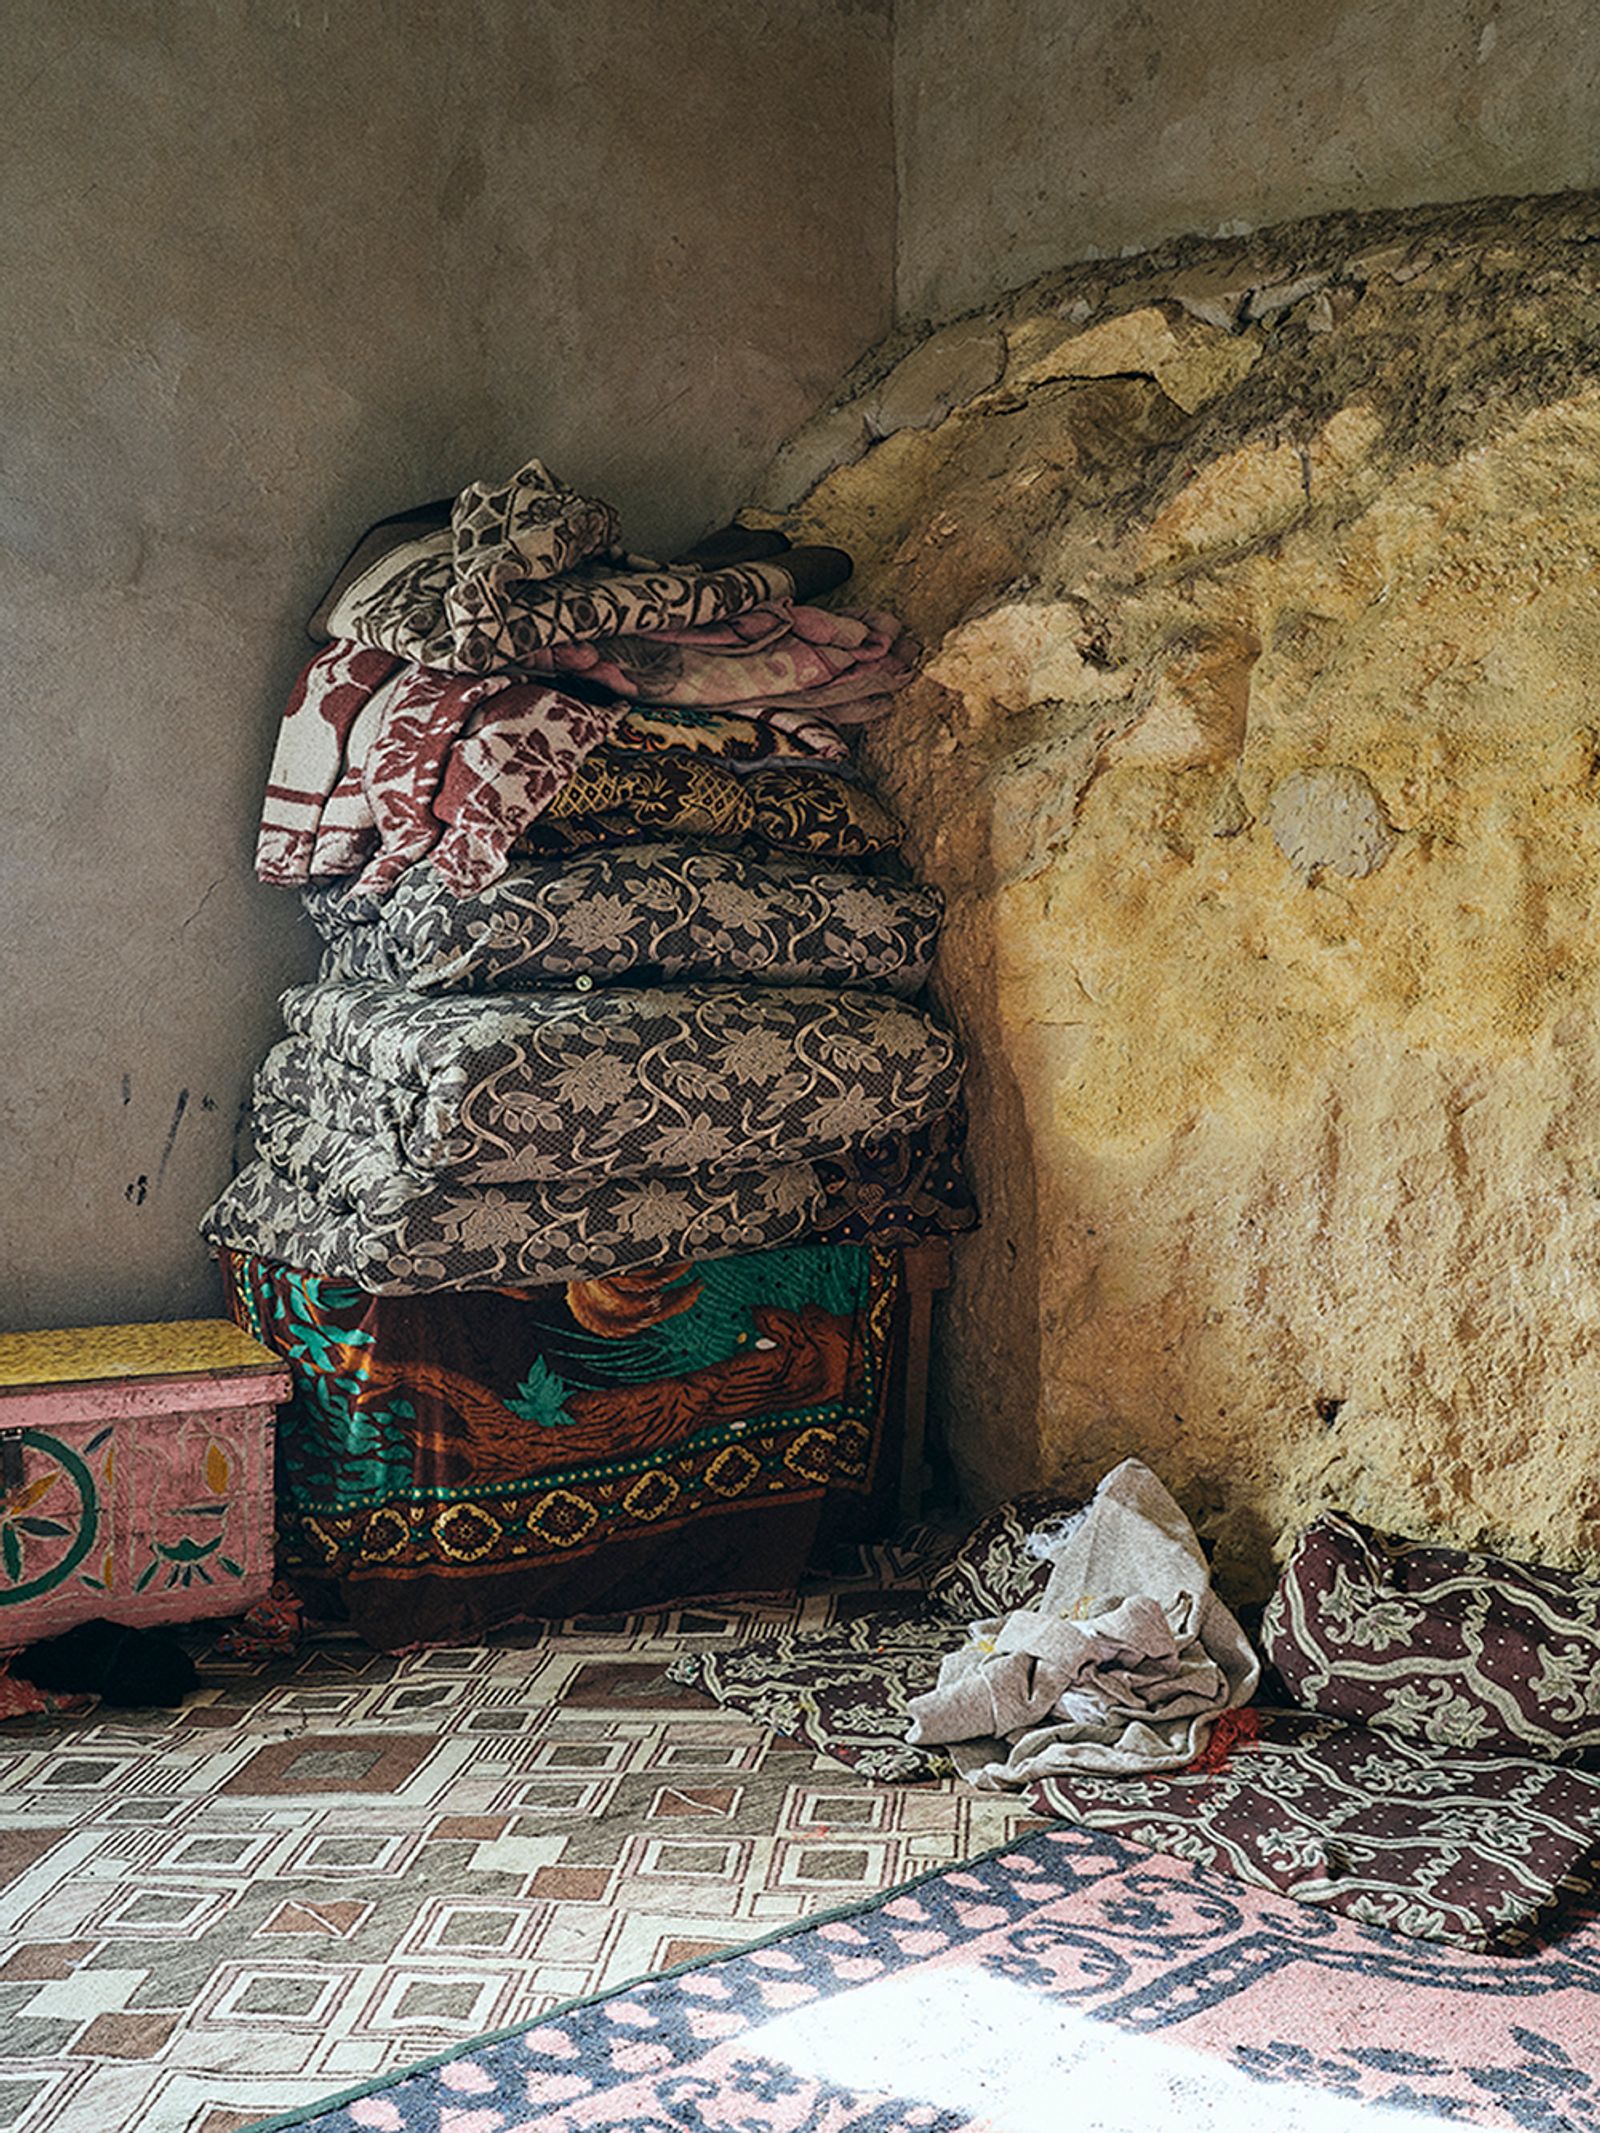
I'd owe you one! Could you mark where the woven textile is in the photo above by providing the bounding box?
[1262,1511,1600,1760]
[255,641,403,886]
[1028,1707,1600,1951]
[925,1488,1089,1619]
[325,522,851,672]
[519,603,915,718]
[677,1497,1600,1952]
[260,980,962,1184]
[678,1610,1600,1949]
[254,644,627,896]
[447,456,621,612]
[609,703,848,760]
[438,550,854,673]
[0,1609,1039,2132]
[240,1822,1600,2133]
[518,752,902,858]
[904,1459,1259,1787]
[302,846,942,997]
[672,1603,955,1782]
[221,1241,906,1647]
[804,1105,979,1250]
[314,926,388,984]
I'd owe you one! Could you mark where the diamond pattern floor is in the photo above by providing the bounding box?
[0,1586,1041,2133]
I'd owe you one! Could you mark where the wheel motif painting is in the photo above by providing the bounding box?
[0,1427,104,1605]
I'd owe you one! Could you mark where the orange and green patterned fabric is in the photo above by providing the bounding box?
[221,1240,905,1648]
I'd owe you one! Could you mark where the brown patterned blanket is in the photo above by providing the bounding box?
[257,646,900,899]
[256,643,627,896]
[326,521,853,673]
[205,1122,833,1295]
[608,703,850,760]
[518,605,915,719]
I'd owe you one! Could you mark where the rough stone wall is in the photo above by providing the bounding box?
[759,191,1600,1596]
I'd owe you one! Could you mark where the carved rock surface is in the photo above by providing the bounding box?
[1007,304,1263,412]
[763,191,1600,1597]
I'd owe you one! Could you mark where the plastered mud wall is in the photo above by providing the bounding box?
[896,0,1600,317]
[761,190,1600,1593]
[0,0,893,1331]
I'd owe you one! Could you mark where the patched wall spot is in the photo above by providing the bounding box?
[1266,766,1398,881]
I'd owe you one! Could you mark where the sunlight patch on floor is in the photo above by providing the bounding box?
[751,1964,1449,2130]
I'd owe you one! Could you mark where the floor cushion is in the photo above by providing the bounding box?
[1027,1707,1600,1951]
[1263,1511,1600,1761]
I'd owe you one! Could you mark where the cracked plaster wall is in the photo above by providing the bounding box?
[0,0,893,1331]
[760,191,1600,1594]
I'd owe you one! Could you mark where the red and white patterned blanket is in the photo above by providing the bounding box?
[256,642,626,898]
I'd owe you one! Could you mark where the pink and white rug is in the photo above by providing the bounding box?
[249,1823,1600,2132]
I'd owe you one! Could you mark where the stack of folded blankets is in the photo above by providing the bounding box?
[203,458,976,1297]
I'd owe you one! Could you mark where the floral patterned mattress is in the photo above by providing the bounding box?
[203,1128,835,1293]
[304,844,942,997]
[203,1103,975,1295]
[259,979,962,1184]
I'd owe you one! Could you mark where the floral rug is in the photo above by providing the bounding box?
[248,1823,1600,2133]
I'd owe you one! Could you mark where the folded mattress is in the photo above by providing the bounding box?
[265,979,962,1184]
[202,1101,979,1294]
[203,1124,831,1294]
[304,845,942,997]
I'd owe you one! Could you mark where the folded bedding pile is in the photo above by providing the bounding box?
[204,456,975,1293]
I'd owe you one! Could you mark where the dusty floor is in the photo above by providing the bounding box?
[0,1581,1041,2133]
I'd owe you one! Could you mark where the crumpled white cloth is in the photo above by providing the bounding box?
[905,1458,1259,1787]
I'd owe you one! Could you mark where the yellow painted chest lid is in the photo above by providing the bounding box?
[0,1319,281,1394]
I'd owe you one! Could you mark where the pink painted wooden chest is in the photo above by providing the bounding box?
[0,1319,289,1641]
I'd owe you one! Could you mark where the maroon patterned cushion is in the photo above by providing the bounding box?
[1028,1708,1600,1951]
[925,1489,1087,1620]
[1262,1512,1600,1761]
